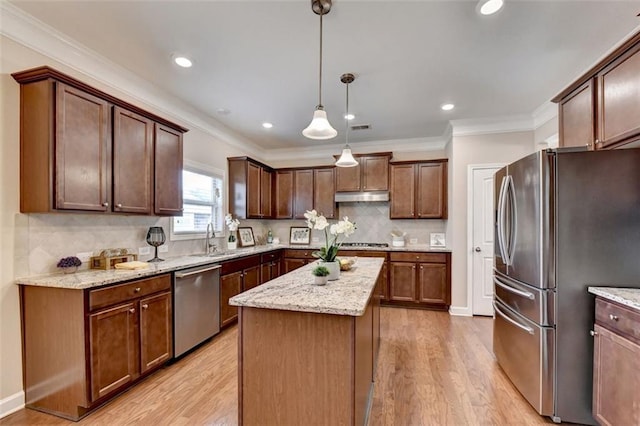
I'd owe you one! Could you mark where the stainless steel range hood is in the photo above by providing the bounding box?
[334,191,389,203]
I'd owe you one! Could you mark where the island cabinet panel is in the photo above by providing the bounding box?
[113,107,153,213]
[20,273,173,420]
[558,80,595,149]
[154,124,183,216]
[313,167,337,219]
[293,169,314,219]
[592,298,640,426]
[274,170,294,219]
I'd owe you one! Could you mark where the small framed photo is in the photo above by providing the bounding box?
[289,227,310,245]
[238,227,255,247]
[430,233,446,248]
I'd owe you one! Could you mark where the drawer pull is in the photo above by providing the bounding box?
[609,314,619,321]
[134,287,141,293]
[590,330,598,337]
[142,304,149,310]
[102,202,109,207]
[129,308,135,313]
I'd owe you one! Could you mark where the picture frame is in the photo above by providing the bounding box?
[289,227,310,245]
[238,227,255,247]
[430,233,446,248]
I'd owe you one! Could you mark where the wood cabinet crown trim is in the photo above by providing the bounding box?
[12,66,188,133]
[332,151,393,160]
[389,158,448,165]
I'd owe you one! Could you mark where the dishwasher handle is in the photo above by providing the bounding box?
[175,264,221,279]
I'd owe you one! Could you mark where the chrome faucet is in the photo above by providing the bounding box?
[205,223,217,255]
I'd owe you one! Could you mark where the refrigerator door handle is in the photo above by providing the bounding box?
[497,176,509,264]
[494,276,535,300]
[493,301,535,335]
[505,175,518,266]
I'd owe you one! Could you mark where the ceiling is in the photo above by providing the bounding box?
[8,0,640,150]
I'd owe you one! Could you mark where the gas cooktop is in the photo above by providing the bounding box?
[341,242,389,248]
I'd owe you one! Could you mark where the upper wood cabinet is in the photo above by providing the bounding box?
[313,168,337,219]
[274,170,294,219]
[293,169,314,219]
[335,152,391,192]
[228,157,274,219]
[390,160,447,219]
[12,66,188,215]
[554,30,640,150]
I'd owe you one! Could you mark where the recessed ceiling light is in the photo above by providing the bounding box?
[477,0,504,15]
[344,114,355,120]
[262,122,273,129]
[174,56,193,68]
[441,103,455,111]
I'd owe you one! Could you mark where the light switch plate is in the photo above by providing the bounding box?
[409,238,418,244]
[158,246,168,253]
[76,252,93,262]
[138,247,150,255]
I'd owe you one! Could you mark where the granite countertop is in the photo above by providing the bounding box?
[588,287,640,311]
[230,257,384,317]
[15,243,447,290]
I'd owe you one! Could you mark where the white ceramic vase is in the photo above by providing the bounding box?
[313,275,328,286]
[228,241,237,250]
[320,261,340,281]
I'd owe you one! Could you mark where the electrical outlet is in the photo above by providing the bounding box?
[409,238,418,244]
[138,247,150,255]
[76,251,93,262]
[158,246,168,253]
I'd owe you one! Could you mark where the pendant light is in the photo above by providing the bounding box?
[302,0,337,140]
[335,73,358,168]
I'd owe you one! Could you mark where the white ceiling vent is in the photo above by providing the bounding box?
[350,124,370,131]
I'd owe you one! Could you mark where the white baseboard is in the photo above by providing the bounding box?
[0,391,25,419]
[449,306,473,316]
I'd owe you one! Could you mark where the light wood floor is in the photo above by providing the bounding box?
[2,308,555,425]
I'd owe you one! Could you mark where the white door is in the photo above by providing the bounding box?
[471,166,501,316]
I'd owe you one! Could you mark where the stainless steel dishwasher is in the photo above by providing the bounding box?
[173,263,220,358]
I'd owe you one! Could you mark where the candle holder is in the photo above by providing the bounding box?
[146,226,166,262]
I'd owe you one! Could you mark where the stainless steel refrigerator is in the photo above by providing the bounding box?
[493,147,640,424]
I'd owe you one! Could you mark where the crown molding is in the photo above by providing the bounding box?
[532,101,557,128]
[0,1,265,158]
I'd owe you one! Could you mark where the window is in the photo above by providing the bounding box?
[171,164,224,240]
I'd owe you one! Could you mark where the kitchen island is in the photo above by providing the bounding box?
[230,257,384,426]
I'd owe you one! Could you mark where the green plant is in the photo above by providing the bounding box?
[304,210,356,262]
[311,265,330,277]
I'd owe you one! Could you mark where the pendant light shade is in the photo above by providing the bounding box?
[335,73,359,168]
[303,0,337,140]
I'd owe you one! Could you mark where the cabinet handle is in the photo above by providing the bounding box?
[116,203,122,208]
[142,304,149,310]
[102,202,109,207]
[595,139,600,145]
[609,314,619,321]
[420,266,423,270]
[129,308,135,313]
[590,330,598,337]
[134,287,141,293]
[412,266,416,270]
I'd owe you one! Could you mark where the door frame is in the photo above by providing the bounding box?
[466,163,505,316]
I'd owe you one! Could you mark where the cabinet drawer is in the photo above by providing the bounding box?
[221,254,261,275]
[389,252,447,263]
[284,249,315,259]
[89,274,171,311]
[261,250,282,263]
[595,298,640,344]
[337,250,387,259]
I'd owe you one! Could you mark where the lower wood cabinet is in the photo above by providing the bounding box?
[260,250,282,284]
[387,252,451,310]
[220,255,261,327]
[338,250,389,302]
[20,274,173,420]
[283,249,316,273]
[592,298,640,426]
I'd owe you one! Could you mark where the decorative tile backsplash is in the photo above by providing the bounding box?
[17,202,446,277]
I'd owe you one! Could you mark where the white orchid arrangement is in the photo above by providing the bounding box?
[225,214,240,242]
[304,210,356,262]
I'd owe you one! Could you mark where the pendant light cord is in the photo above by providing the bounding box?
[318,8,324,108]
[345,81,350,147]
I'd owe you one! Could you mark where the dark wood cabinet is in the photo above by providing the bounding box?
[113,107,153,213]
[293,169,314,219]
[337,249,389,302]
[220,272,242,328]
[335,152,391,192]
[390,160,447,219]
[242,265,261,292]
[154,124,183,215]
[592,298,640,426]
[274,170,294,219]
[387,252,451,310]
[283,249,315,273]
[260,250,283,284]
[313,167,336,219]
[558,80,595,149]
[336,162,361,192]
[228,158,274,219]
[284,258,307,273]
[139,292,172,374]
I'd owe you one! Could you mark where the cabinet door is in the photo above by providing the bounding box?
[416,162,447,219]
[597,45,640,149]
[293,169,314,219]
[389,262,416,302]
[559,80,595,149]
[243,265,261,291]
[417,263,449,306]
[314,168,336,219]
[362,156,389,191]
[592,324,640,426]
[247,162,262,218]
[220,272,242,327]
[284,258,307,273]
[55,83,110,211]
[271,261,281,279]
[335,163,361,192]
[89,302,138,401]
[154,123,183,215]
[275,170,294,219]
[389,164,415,218]
[139,292,172,374]
[261,168,273,218]
[113,107,153,214]
[380,262,389,302]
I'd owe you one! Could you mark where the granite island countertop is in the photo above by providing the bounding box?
[588,287,640,311]
[229,257,384,317]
